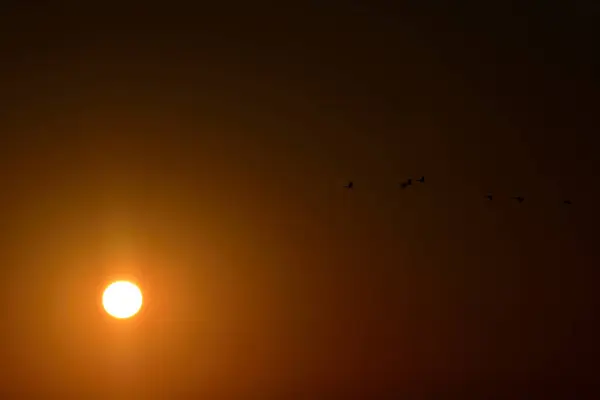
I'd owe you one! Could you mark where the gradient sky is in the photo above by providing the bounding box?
[0,3,598,398]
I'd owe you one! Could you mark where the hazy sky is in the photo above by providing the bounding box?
[0,3,598,398]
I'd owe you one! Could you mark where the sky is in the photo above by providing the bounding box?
[0,3,598,398]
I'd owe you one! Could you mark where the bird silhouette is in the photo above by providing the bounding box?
[344,181,354,189]
[512,196,525,203]
[400,178,412,189]
[485,193,493,201]
[416,176,425,183]
[563,200,572,205]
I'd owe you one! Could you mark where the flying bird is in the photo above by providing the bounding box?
[416,176,425,183]
[344,181,354,189]
[563,200,572,205]
[512,196,525,203]
[400,178,412,189]
[485,193,493,201]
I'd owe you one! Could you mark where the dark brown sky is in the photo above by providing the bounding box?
[0,3,598,398]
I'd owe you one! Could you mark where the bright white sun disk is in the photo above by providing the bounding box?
[102,280,143,319]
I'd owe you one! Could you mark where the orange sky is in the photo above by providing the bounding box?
[0,3,598,398]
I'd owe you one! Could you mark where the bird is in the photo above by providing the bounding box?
[400,178,412,189]
[563,200,572,205]
[416,176,425,183]
[344,181,354,189]
[512,196,525,203]
[485,193,493,201]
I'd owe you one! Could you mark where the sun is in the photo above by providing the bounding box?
[102,280,143,319]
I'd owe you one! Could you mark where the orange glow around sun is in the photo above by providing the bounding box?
[102,280,143,319]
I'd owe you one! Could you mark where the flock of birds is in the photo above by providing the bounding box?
[342,176,573,206]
